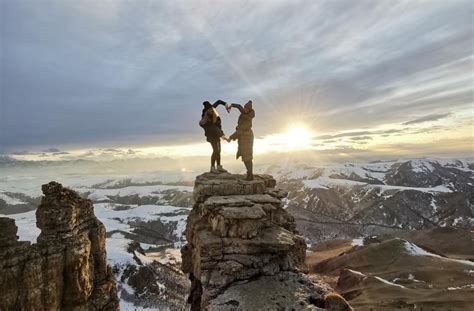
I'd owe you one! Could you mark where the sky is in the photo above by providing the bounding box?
[1,0,473,161]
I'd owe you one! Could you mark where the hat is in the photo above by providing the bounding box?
[244,100,253,110]
[202,101,212,110]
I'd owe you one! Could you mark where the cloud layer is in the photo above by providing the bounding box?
[1,0,473,155]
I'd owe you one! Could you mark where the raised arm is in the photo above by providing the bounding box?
[230,103,245,113]
[212,99,227,108]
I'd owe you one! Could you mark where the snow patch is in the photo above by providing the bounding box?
[404,241,474,267]
[106,233,134,265]
[347,269,366,277]
[452,217,464,226]
[134,251,155,265]
[303,179,330,189]
[0,193,26,205]
[430,198,438,213]
[374,276,407,289]
[303,177,452,193]
[0,210,39,243]
[119,300,156,310]
[447,284,474,290]
[411,160,435,173]
[86,184,192,202]
[351,238,364,247]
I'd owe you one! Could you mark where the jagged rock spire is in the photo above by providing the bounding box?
[0,182,118,310]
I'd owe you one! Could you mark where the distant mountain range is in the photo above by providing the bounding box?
[261,158,473,243]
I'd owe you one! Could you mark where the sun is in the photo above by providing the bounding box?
[284,127,313,149]
[255,125,314,153]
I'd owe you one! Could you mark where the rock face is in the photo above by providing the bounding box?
[0,182,118,310]
[182,173,334,310]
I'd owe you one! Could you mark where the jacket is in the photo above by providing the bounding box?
[200,115,224,142]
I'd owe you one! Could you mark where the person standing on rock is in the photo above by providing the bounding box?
[225,100,255,181]
[200,100,228,173]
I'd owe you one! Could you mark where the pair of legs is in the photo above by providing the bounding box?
[238,134,254,180]
[210,140,221,168]
[209,140,227,173]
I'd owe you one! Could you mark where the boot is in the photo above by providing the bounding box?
[210,166,217,173]
[244,160,253,181]
[246,171,254,181]
[216,165,228,173]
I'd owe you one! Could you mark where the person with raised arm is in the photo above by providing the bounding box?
[226,100,255,180]
[199,100,228,173]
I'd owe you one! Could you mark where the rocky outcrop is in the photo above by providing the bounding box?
[0,182,118,310]
[182,172,347,310]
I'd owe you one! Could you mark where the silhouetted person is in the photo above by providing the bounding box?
[199,100,228,173]
[227,100,255,180]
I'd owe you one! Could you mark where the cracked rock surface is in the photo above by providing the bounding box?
[181,172,329,310]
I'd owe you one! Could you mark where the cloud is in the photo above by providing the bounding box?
[350,136,373,141]
[1,0,472,156]
[9,148,70,160]
[314,128,406,141]
[403,113,452,125]
[82,151,96,157]
[11,150,33,155]
[41,148,61,153]
[12,147,70,157]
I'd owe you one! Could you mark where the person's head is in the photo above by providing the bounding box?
[202,101,212,117]
[202,101,212,110]
[244,100,253,113]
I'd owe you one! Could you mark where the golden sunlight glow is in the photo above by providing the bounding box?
[251,125,315,153]
[284,127,313,149]
[11,114,471,162]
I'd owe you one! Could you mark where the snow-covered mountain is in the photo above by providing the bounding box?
[1,157,472,309]
[260,158,474,243]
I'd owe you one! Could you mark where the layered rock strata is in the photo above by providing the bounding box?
[182,173,331,310]
[0,182,118,311]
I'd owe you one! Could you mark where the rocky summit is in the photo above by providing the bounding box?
[0,182,118,311]
[181,172,351,310]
